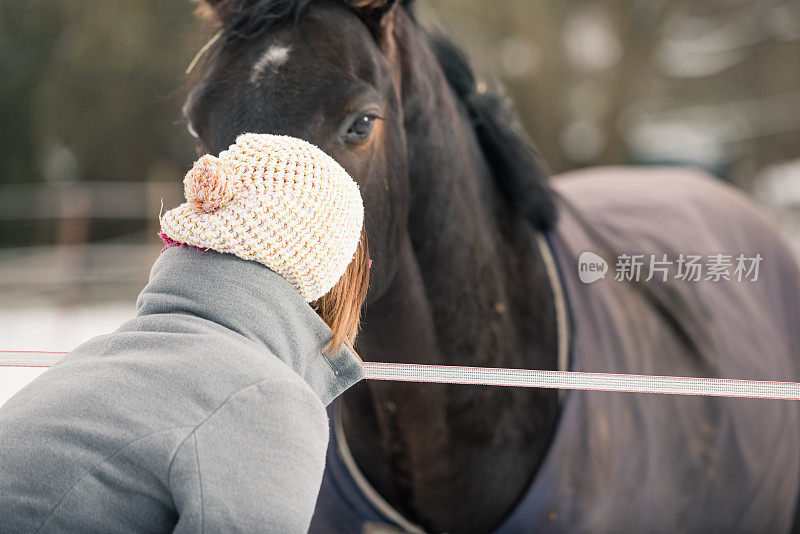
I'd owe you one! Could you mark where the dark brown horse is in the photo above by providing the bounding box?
[183,1,800,532]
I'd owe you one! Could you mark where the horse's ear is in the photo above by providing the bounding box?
[193,0,236,25]
[345,0,399,41]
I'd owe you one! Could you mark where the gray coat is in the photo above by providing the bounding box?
[0,246,364,533]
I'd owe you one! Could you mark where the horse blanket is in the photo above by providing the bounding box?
[310,166,800,533]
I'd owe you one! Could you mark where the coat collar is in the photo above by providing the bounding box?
[136,246,364,405]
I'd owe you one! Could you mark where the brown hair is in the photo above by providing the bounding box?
[312,230,370,355]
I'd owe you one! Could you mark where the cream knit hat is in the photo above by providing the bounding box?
[160,133,364,302]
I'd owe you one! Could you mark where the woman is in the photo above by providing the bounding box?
[0,134,369,533]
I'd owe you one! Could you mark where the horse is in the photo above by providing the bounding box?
[182,1,800,532]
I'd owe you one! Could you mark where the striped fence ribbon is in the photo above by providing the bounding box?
[3,351,800,400]
[0,351,68,367]
[363,362,800,400]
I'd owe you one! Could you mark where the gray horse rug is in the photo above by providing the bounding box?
[310,167,800,533]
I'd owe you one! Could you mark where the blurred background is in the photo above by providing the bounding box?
[1,0,799,353]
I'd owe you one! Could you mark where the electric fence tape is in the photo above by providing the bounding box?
[3,351,800,400]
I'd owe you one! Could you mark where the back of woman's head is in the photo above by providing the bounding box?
[160,133,370,354]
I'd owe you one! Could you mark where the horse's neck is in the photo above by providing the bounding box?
[340,17,560,533]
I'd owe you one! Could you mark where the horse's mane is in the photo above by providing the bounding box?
[204,0,557,230]
[424,32,556,230]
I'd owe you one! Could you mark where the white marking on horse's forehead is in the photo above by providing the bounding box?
[249,44,292,83]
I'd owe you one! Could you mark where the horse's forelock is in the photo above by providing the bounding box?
[195,0,314,39]
[194,0,413,37]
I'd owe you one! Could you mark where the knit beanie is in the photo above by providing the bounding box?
[160,133,364,302]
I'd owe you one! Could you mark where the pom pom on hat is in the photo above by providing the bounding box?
[183,154,237,213]
[160,134,364,302]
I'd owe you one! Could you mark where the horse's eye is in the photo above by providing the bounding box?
[344,114,377,142]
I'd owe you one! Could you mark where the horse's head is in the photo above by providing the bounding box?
[184,0,556,304]
[184,0,410,299]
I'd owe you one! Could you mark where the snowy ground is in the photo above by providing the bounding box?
[0,304,137,407]
[0,240,154,407]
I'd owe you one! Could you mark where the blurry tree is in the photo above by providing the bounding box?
[0,1,205,244]
[1,1,62,187]
[424,0,800,185]
[1,1,205,186]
